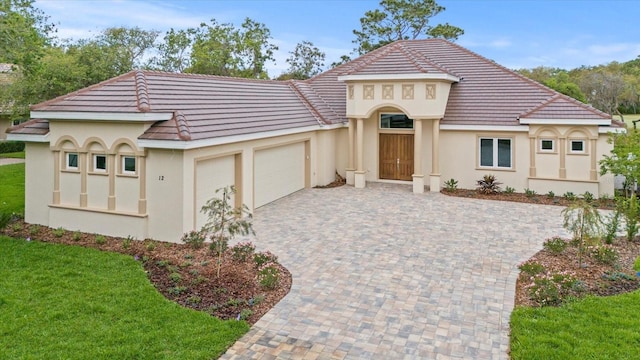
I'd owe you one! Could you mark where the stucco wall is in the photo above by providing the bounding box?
[24,142,53,225]
[0,117,10,141]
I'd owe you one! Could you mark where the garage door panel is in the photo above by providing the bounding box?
[255,142,305,208]
[195,156,235,228]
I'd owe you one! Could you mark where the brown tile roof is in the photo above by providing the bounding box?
[30,71,324,141]
[307,39,611,127]
[13,39,614,141]
[6,119,49,135]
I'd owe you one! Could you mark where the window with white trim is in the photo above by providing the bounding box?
[479,138,512,169]
[569,140,585,153]
[540,139,555,152]
[66,152,79,170]
[122,156,136,174]
[93,154,107,172]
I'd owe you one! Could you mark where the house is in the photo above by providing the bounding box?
[7,39,622,242]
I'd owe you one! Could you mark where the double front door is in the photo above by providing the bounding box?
[379,134,414,181]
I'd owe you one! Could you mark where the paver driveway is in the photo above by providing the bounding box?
[221,183,567,359]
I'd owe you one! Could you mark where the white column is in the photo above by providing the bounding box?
[354,118,366,188]
[346,118,355,185]
[412,119,425,193]
[429,119,441,192]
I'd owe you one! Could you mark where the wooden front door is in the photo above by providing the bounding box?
[379,134,414,181]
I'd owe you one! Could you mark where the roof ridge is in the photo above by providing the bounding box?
[397,41,454,76]
[139,69,290,85]
[287,81,328,125]
[344,42,401,75]
[173,111,192,140]
[135,71,151,112]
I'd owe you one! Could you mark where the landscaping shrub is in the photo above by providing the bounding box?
[181,230,206,249]
[524,188,537,197]
[476,174,502,194]
[518,260,546,276]
[591,245,619,265]
[504,186,515,194]
[257,264,279,289]
[526,272,584,306]
[254,251,278,269]
[0,141,25,154]
[443,178,458,192]
[543,237,568,255]
[617,195,640,241]
[230,242,256,262]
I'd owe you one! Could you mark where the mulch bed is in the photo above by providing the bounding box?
[443,188,640,307]
[1,221,291,325]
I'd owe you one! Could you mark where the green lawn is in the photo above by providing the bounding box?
[0,237,248,359]
[510,291,640,359]
[0,151,25,159]
[0,163,24,215]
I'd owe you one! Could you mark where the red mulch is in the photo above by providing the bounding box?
[1,222,291,325]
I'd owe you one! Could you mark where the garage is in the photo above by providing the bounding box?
[254,142,307,208]
[194,155,237,228]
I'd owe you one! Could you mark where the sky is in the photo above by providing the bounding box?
[34,0,640,77]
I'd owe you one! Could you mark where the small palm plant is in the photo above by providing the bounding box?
[200,186,255,277]
[476,174,502,194]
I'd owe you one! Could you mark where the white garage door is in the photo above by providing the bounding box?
[195,156,235,228]
[254,142,306,208]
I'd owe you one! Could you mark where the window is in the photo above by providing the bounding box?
[479,138,512,169]
[93,154,107,172]
[380,114,413,129]
[66,152,79,170]
[540,139,555,152]
[570,140,585,153]
[122,156,136,174]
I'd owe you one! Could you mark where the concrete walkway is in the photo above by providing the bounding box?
[0,158,25,166]
[221,183,567,359]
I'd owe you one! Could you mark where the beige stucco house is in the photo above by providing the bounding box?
[7,39,622,242]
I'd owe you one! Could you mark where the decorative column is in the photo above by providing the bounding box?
[529,137,537,177]
[79,151,88,207]
[559,138,566,179]
[354,118,366,188]
[412,119,425,193]
[346,118,356,185]
[107,154,116,210]
[590,139,597,181]
[138,155,147,214]
[52,151,61,204]
[429,119,441,192]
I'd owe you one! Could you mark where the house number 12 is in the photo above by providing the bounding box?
[158,176,165,181]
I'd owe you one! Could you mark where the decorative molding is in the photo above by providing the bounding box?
[402,84,414,100]
[426,84,436,100]
[363,85,375,100]
[382,84,394,100]
[348,85,354,100]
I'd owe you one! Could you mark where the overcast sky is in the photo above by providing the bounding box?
[35,0,640,77]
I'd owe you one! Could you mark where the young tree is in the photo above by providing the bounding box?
[599,130,640,197]
[200,186,254,277]
[278,40,325,80]
[561,200,603,267]
[353,0,463,55]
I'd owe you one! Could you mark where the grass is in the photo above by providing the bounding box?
[510,291,640,359]
[613,114,640,129]
[0,151,25,159]
[0,237,249,359]
[0,163,24,215]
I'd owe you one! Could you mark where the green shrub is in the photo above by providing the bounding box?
[504,186,515,194]
[546,191,555,199]
[0,141,25,154]
[72,231,82,241]
[617,195,640,241]
[95,234,106,245]
[180,230,206,249]
[603,211,621,244]
[528,272,585,306]
[443,178,458,192]
[52,227,65,238]
[582,191,595,203]
[591,246,619,266]
[524,188,537,197]
[476,174,502,194]
[254,251,278,268]
[518,260,546,276]
[28,224,40,236]
[169,272,182,283]
[238,308,253,321]
[543,237,568,254]
[563,191,577,201]
[230,242,255,262]
[258,265,279,289]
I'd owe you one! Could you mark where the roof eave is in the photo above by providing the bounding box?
[337,73,459,83]
[6,132,50,142]
[518,118,611,126]
[30,111,173,122]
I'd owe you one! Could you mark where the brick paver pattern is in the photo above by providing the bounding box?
[221,183,567,359]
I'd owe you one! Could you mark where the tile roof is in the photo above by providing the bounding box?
[12,39,614,142]
[6,119,49,135]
